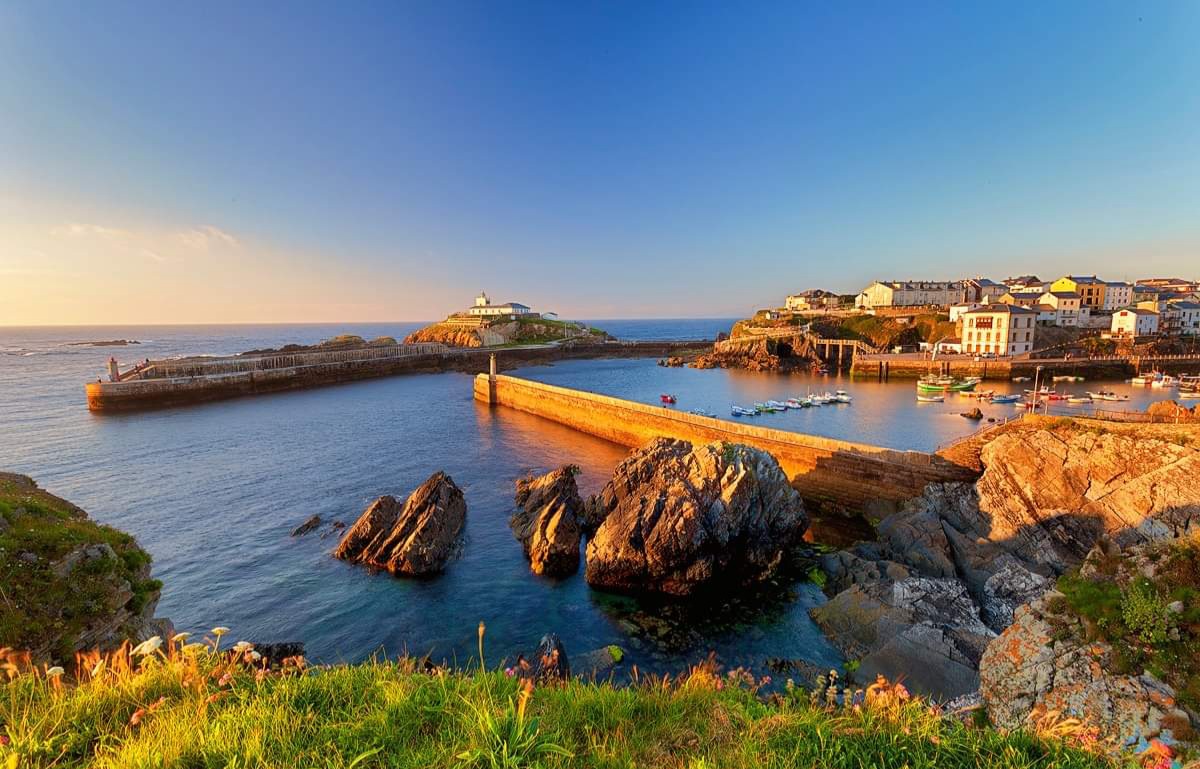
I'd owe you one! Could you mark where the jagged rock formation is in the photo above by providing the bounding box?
[404,324,486,348]
[689,336,819,372]
[812,424,1200,699]
[584,438,808,596]
[980,538,1198,744]
[511,467,584,577]
[0,472,171,664]
[334,472,466,576]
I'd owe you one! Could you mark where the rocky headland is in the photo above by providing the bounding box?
[0,472,170,664]
[334,471,466,576]
[404,317,612,348]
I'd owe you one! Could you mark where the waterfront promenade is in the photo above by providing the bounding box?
[851,351,1200,380]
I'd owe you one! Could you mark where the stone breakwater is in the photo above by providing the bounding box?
[85,340,710,412]
[474,373,977,507]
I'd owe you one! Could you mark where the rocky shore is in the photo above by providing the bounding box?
[811,419,1200,744]
[404,317,612,348]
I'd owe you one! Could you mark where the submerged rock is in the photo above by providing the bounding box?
[290,515,321,537]
[333,472,466,576]
[584,438,808,596]
[511,467,584,577]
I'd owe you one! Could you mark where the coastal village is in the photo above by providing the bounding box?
[773,275,1200,356]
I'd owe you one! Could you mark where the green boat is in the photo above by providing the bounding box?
[916,375,980,393]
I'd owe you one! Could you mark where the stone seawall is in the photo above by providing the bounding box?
[475,374,978,508]
[86,341,711,412]
[851,356,1139,381]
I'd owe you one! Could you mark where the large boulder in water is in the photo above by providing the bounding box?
[584,438,808,596]
[511,466,584,577]
[333,471,466,576]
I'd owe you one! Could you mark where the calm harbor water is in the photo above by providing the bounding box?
[0,321,1177,675]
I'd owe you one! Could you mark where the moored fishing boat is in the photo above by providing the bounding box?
[990,394,1020,404]
[917,375,980,393]
[916,393,944,402]
[1067,395,1092,404]
[833,390,852,404]
[1086,390,1128,402]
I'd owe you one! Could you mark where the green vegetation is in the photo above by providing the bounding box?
[808,313,955,350]
[806,567,827,589]
[1055,535,1200,711]
[0,642,1115,769]
[0,474,160,662]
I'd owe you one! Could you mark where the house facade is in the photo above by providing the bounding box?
[964,278,1007,303]
[1050,276,1106,310]
[998,291,1043,308]
[1169,301,1200,335]
[785,289,840,311]
[1111,308,1159,337]
[960,305,1037,356]
[1039,291,1085,326]
[855,280,967,309]
[1102,282,1133,311]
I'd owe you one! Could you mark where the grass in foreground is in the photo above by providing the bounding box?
[1,636,1119,769]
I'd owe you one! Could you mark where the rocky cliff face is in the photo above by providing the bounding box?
[404,324,486,348]
[334,472,466,576]
[980,537,1198,745]
[689,336,820,372]
[584,438,808,596]
[511,467,585,577]
[812,424,1200,700]
[0,472,171,664]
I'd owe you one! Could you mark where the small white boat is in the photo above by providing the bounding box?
[833,390,852,404]
[688,408,715,417]
[1012,376,1031,382]
[916,393,944,403]
[1053,375,1085,383]
[1067,395,1092,404]
[766,399,789,411]
[808,393,829,405]
[1086,391,1128,402]
[1151,375,1178,388]
[990,394,1020,404]
[731,405,757,417]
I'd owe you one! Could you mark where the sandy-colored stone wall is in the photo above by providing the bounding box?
[477,374,977,508]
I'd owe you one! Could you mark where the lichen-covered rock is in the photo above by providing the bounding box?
[584,438,807,596]
[0,472,171,664]
[334,472,466,576]
[980,539,1198,745]
[511,467,584,577]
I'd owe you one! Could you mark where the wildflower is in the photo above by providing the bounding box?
[505,666,516,677]
[211,627,230,636]
[171,632,192,643]
[0,733,8,746]
[232,641,254,654]
[132,636,163,656]
[181,643,207,655]
[46,666,65,677]
[250,650,262,661]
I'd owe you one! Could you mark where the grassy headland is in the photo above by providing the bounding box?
[0,641,1115,769]
[0,473,161,662]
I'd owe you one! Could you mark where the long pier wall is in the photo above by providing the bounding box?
[86,341,710,412]
[475,373,978,508]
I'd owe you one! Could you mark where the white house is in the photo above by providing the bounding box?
[964,278,1008,304]
[785,289,840,311]
[949,303,983,323]
[1038,291,1084,327]
[1169,301,1200,335]
[467,291,537,319]
[855,280,968,309]
[1102,282,1133,311]
[960,304,1038,356]
[1111,308,1159,337]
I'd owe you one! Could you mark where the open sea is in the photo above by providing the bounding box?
[0,320,1173,675]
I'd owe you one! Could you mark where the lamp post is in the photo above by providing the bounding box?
[1032,364,1044,414]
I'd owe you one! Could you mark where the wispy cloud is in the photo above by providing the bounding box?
[176,225,240,251]
[49,221,241,262]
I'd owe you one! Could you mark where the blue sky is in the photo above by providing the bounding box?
[2,1,1198,323]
